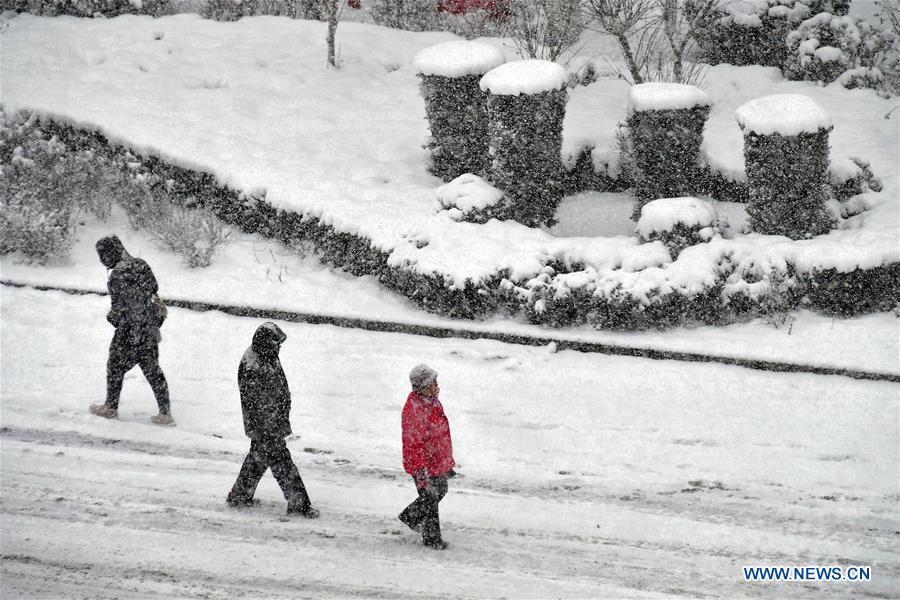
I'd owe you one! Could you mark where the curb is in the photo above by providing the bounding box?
[3,279,898,383]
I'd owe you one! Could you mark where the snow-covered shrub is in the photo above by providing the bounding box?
[0,110,115,263]
[736,94,835,239]
[829,156,883,203]
[369,0,445,30]
[22,0,172,16]
[110,157,230,268]
[202,0,244,20]
[29,115,897,327]
[481,60,569,227]
[692,0,849,67]
[806,264,900,316]
[435,173,505,223]
[784,13,897,85]
[626,83,711,219]
[636,197,720,258]
[414,41,505,182]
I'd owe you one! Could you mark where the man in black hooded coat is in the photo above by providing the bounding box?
[227,322,319,518]
[90,235,172,425]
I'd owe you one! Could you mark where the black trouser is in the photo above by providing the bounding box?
[399,475,448,544]
[229,437,312,509]
[106,327,169,413]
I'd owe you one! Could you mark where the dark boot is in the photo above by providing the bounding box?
[286,502,320,518]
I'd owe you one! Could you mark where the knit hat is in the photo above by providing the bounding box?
[409,363,438,393]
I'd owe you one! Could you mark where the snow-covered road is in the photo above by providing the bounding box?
[2,286,898,598]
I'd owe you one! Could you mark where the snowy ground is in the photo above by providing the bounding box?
[2,285,899,598]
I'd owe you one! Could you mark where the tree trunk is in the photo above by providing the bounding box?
[617,33,644,84]
[326,0,338,68]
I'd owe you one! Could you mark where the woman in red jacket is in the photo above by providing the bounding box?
[398,364,456,550]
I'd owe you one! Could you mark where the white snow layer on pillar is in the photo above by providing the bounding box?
[635,197,718,238]
[735,93,832,136]
[478,60,568,96]
[412,40,506,77]
[627,82,711,115]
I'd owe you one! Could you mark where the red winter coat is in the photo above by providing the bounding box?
[402,391,455,479]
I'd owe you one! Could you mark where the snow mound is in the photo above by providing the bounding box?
[479,60,567,96]
[436,173,504,220]
[628,83,710,115]
[735,93,831,136]
[635,197,718,237]
[413,40,506,78]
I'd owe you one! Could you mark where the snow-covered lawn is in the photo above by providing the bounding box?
[1,285,898,597]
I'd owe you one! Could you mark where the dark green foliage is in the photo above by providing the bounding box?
[486,88,568,227]
[805,264,900,315]
[6,0,172,17]
[639,222,718,259]
[743,128,835,239]
[419,74,492,182]
[691,0,850,67]
[784,13,897,85]
[626,105,710,219]
[692,15,794,67]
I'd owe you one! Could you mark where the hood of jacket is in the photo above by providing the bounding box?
[96,235,132,269]
[252,322,287,359]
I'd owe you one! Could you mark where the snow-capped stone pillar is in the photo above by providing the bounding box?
[626,83,711,219]
[480,59,569,227]
[735,94,834,239]
[413,41,505,182]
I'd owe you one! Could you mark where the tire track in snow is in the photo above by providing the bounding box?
[2,429,897,599]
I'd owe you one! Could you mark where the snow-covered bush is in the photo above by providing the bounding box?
[784,13,897,85]
[636,197,720,258]
[692,0,849,67]
[0,110,113,263]
[481,60,569,227]
[25,115,896,327]
[5,115,231,268]
[369,0,508,35]
[414,41,505,182]
[435,173,505,223]
[17,0,172,17]
[202,0,244,20]
[625,83,711,219]
[736,94,835,239]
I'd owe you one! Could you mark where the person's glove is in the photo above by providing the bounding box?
[446,468,457,479]
[414,468,429,490]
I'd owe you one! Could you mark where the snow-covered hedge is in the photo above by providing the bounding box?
[693,0,849,67]
[9,0,172,17]
[626,83,711,219]
[481,60,569,227]
[636,197,720,259]
[414,41,505,182]
[35,117,899,328]
[736,94,835,239]
[435,173,505,223]
[784,13,897,86]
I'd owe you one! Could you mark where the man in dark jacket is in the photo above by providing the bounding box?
[90,235,172,425]
[226,322,319,518]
